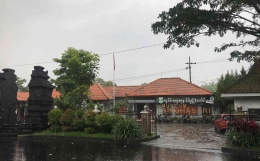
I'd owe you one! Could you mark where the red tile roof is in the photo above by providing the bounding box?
[104,86,140,98]
[89,83,113,100]
[127,78,212,97]
[224,59,260,93]
[17,92,29,102]
[17,88,61,102]
[52,88,61,98]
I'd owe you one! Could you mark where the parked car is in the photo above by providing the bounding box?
[213,114,236,133]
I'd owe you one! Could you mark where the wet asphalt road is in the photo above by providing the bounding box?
[142,123,226,152]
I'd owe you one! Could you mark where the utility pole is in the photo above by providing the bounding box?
[185,56,196,83]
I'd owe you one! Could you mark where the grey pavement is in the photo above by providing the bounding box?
[142,123,226,153]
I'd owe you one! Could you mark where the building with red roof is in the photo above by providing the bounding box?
[17,78,215,119]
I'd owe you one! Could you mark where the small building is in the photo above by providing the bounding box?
[126,78,215,119]
[221,59,260,111]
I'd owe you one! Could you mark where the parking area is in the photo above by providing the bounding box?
[142,123,226,152]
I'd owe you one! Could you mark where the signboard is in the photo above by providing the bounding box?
[162,104,198,115]
[160,96,214,105]
[158,97,163,104]
[201,107,211,116]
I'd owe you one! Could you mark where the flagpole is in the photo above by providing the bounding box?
[113,54,115,107]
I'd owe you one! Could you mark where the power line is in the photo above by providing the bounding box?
[99,43,165,56]
[0,43,165,68]
[115,68,186,82]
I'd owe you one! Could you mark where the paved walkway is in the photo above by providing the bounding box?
[142,123,226,152]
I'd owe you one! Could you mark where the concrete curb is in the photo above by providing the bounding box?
[221,147,260,158]
[18,134,160,144]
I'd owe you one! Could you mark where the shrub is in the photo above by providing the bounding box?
[74,109,85,119]
[176,117,182,123]
[234,120,259,134]
[226,121,260,148]
[60,109,75,132]
[197,117,203,123]
[84,127,95,134]
[112,118,144,143]
[226,132,260,148]
[95,113,123,133]
[73,118,86,131]
[169,116,178,123]
[49,125,62,133]
[83,110,97,132]
[48,108,63,126]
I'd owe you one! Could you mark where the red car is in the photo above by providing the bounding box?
[213,114,236,133]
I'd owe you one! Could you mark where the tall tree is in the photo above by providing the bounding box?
[95,78,116,87]
[215,66,248,113]
[151,0,260,62]
[200,80,217,92]
[16,76,29,92]
[52,47,100,110]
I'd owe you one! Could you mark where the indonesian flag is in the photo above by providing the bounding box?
[113,54,115,70]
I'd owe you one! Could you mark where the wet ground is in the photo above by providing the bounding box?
[1,123,259,161]
[142,123,225,152]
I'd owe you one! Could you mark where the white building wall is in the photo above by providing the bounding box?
[234,97,260,110]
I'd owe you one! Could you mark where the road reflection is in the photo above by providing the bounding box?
[0,137,258,161]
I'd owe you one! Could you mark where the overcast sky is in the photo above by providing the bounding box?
[0,0,253,87]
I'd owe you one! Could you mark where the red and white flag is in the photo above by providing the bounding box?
[113,54,115,70]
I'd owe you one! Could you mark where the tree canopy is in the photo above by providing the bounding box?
[16,76,29,92]
[151,0,260,62]
[95,78,116,87]
[215,66,247,113]
[200,80,217,92]
[52,47,100,110]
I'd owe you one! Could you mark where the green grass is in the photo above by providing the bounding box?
[33,130,114,139]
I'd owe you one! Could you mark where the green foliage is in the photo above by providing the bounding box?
[83,110,97,128]
[72,109,86,131]
[96,102,102,112]
[72,119,86,131]
[169,116,178,123]
[84,127,95,134]
[47,108,62,132]
[151,0,260,62]
[95,113,124,133]
[54,85,89,110]
[176,117,182,123]
[48,108,63,126]
[52,47,100,110]
[200,80,217,92]
[49,125,61,133]
[109,98,131,114]
[60,109,75,132]
[196,117,203,123]
[112,118,144,143]
[215,67,248,113]
[87,99,95,110]
[74,109,85,118]
[227,130,260,148]
[95,78,116,87]
[16,76,29,92]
